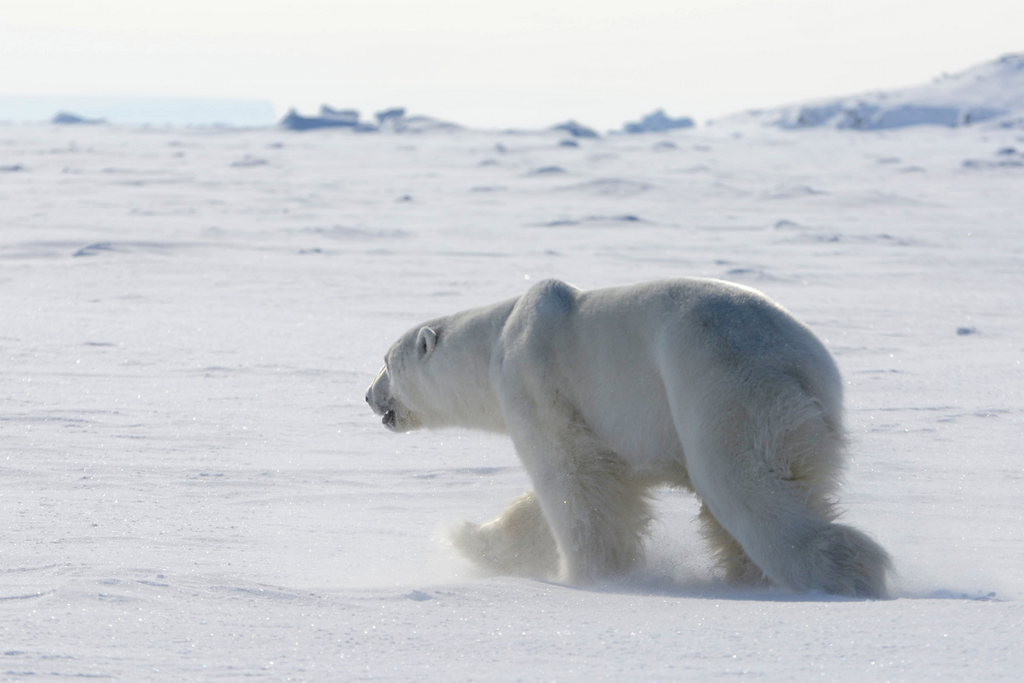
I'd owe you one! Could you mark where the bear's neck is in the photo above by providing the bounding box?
[442,297,518,434]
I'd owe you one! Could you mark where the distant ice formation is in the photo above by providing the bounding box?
[279,105,377,131]
[551,120,599,138]
[725,53,1024,130]
[52,111,105,125]
[280,105,460,133]
[378,113,461,133]
[375,108,406,125]
[622,109,694,133]
[0,96,276,126]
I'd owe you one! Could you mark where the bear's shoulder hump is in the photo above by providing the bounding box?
[524,279,578,317]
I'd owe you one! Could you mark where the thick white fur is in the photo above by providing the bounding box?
[366,278,891,597]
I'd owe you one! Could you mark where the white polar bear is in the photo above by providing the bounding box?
[365,278,891,597]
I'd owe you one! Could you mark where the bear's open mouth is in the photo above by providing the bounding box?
[382,409,396,428]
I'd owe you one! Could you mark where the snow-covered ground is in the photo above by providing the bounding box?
[1,117,1022,681]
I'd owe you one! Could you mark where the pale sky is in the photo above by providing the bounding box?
[3,0,1022,129]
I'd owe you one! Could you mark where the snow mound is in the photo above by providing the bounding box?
[962,146,1024,169]
[738,54,1024,130]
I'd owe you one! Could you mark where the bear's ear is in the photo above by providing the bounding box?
[416,327,437,359]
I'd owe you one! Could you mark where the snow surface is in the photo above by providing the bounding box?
[729,53,1024,130]
[1,119,1022,681]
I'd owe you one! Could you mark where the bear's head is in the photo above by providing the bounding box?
[365,307,508,433]
[365,325,441,432]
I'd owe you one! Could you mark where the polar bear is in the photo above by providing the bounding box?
[365,278,891,597]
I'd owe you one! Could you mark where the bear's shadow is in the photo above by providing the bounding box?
[539,573,1004,603]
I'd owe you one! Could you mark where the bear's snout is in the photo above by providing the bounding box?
[365,383,386,416]
[365,365,397,425]
[365,386,396,427]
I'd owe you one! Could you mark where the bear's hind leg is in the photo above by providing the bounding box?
[449,491,560,580]
[698,502,768,587]
[695,463,890,597]
[669,388,891,597]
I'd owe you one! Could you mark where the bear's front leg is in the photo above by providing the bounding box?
[542,449,652,583]
[449,491,560,580]
[503,416,653,583]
